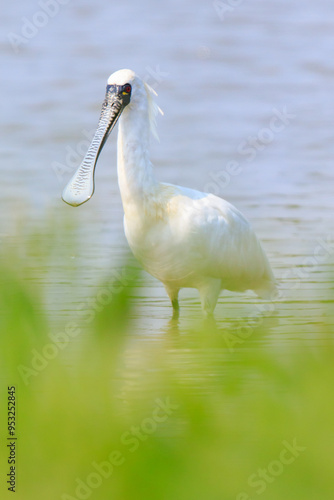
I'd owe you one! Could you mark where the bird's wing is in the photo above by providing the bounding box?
[163,184,275,293]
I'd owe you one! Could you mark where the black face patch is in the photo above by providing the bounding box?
[106,83,132,106]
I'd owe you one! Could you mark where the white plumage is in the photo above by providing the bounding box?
[62,69,277,317]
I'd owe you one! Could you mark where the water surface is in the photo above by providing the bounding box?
[1,0,333,342]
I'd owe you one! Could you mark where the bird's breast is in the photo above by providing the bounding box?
[123,206,197,284]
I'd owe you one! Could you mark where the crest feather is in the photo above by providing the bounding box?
[144,82,164,141]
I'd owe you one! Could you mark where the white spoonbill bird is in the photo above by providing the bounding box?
[62,69,277,317]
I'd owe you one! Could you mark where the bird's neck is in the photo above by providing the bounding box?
[117,105,158,215]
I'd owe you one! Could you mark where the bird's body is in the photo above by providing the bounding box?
[62,69,276,316]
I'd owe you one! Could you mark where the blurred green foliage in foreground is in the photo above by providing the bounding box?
[0,228,333,500]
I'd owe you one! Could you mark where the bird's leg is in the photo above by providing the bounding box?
[171,298,180,320]
[164,285,180,319]
[198,279,221,317]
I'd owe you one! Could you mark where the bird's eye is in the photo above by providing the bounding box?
[123,84,131,94]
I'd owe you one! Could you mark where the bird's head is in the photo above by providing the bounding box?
[106,69,146,110]
[62,69,157,207]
